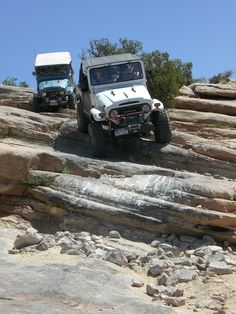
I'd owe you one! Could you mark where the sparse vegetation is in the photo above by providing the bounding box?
[213,124,226,129]
[60,162,71,175]
[25,175,54,188]
[2,76,29,87]
[209,70,233,84]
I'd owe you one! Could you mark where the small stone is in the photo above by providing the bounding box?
[208,253,225,262]
[166,251,175,258]
[207,261,233,275]
[131,278,144,287]
[146,284,159,296]
[165,296,185,307]
[103,249,128,266]
[173,269,198,283]
[125,252,137,262]
[149,259,166,276]
[91,234,102,241]
[14,230,43,249]
[157,273,169,285]
[207,245,223,254]
[82,241,96,256]
[171,287,184,297]
[8,249,20,254]
[150,240,161,248]
[165,274,178,287]
[60,243,82,254]
[109,230,121,239]
[67,249,86,256]
[36,240,50,251]
[194,246,212,257]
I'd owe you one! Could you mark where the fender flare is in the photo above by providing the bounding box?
[90,108,105,122]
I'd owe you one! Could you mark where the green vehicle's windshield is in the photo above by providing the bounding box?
[90,62,143,86]
[36,65,68,77]
[39,79,69,91]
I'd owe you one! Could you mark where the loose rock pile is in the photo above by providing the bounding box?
[9,227,236,310]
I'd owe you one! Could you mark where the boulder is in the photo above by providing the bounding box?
[193,82,236,99]
[179,85,196,97]
[175,96,236,116]
[0,85,33,110]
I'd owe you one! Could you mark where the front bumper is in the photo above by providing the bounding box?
[111,112,155,137]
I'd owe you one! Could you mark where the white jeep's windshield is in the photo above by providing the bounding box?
[90,62,143,86]
[39,79,69,90]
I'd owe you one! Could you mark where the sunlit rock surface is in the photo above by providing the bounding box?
[0,84,235,244]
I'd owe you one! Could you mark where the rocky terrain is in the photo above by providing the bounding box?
[0,82,236,313]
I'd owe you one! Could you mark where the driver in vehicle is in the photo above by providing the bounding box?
[91,68,106,85]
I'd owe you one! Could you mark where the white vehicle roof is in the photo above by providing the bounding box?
[82,53,141,69]
[34,52,72,67]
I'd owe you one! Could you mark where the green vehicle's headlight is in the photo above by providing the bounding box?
[42,92,47,97]
[60,90,65,96]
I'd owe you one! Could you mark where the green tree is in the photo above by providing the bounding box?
[81,37,143,58]
[142,51,192,108]
[2,77,29,87]
[209,70,232,84]
[19,81,29,87]
[2,76,18,86]
[117,38,143,55]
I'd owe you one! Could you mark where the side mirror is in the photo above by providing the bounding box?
[32,71,36,76]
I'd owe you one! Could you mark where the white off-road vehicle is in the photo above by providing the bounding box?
[77,53,172,157]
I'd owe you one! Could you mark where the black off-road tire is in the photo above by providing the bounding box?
[68,95,76,110]
[88,122,108,158]
[152,109,172,143]
[32,98,42,113]
[77,101,89,133]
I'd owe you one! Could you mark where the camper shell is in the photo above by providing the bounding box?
[77,53,172,157]
[33,52,77,110]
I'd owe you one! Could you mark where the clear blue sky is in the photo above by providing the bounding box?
[1,0,235,88]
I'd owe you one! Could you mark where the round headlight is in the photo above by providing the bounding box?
[42,92,47,97]
[142,104,151,112]
[110,109,119,118]
[60,90,64,96]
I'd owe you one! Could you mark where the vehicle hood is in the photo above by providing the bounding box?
[95,85,151,108]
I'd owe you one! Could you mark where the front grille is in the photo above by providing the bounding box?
[46,90,61,97]
[117,104,143,116]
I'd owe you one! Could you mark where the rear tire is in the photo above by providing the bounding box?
[77,101,89,133]
[152,109,172,143]
[88,122,108,158]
